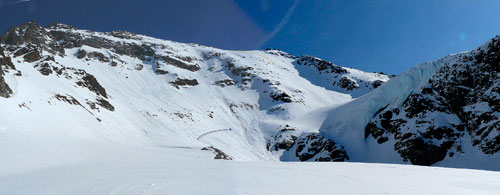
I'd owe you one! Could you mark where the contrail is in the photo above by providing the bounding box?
[257,0,300,48]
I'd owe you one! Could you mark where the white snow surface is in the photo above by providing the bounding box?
[0,25,499,194]
[1,144,500,195]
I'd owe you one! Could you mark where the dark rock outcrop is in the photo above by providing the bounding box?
[0,48,13,98]
[23,49,42,63]
[296,55,347,74]
[96,98,115,111]
[201,146,233,160]
[214,79,235,87]
[1,21,48,46]
[295,133,349,162]
[170,78,199,89]
[270,91,292,103]
[337,76,359,91]
[268,128,349,162]
[0,73,12,98]
[161,55,200,72]
[75,72,108,98]
[1,21,63,54]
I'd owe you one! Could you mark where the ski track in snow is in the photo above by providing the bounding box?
[197,128,232,140]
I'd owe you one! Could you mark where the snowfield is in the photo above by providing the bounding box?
[1,144,500,195]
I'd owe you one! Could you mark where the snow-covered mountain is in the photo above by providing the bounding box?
[0,21,389,168]
[319,37,500,170]
[1,21,500,189]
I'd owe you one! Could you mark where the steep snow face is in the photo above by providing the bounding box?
[0,22,389,168]
[319,55,450,161]
[320,36,500,169]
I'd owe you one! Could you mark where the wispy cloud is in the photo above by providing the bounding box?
[10,0,31,4]
[257,0,300,48]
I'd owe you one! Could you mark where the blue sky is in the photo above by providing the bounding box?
[1,0,500,74]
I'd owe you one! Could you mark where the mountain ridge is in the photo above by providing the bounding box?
[0,21,388,166]
[1,21,499,171]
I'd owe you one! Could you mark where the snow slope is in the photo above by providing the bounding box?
[0,22,388,168]
[1,144,500,195]
[1,22,500,194]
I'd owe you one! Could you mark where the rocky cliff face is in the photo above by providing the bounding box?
[0,47,14,98]
[364,37,500,166]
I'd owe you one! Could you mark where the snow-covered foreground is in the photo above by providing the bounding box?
[1,144,499,195]
[0,151,498,194]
